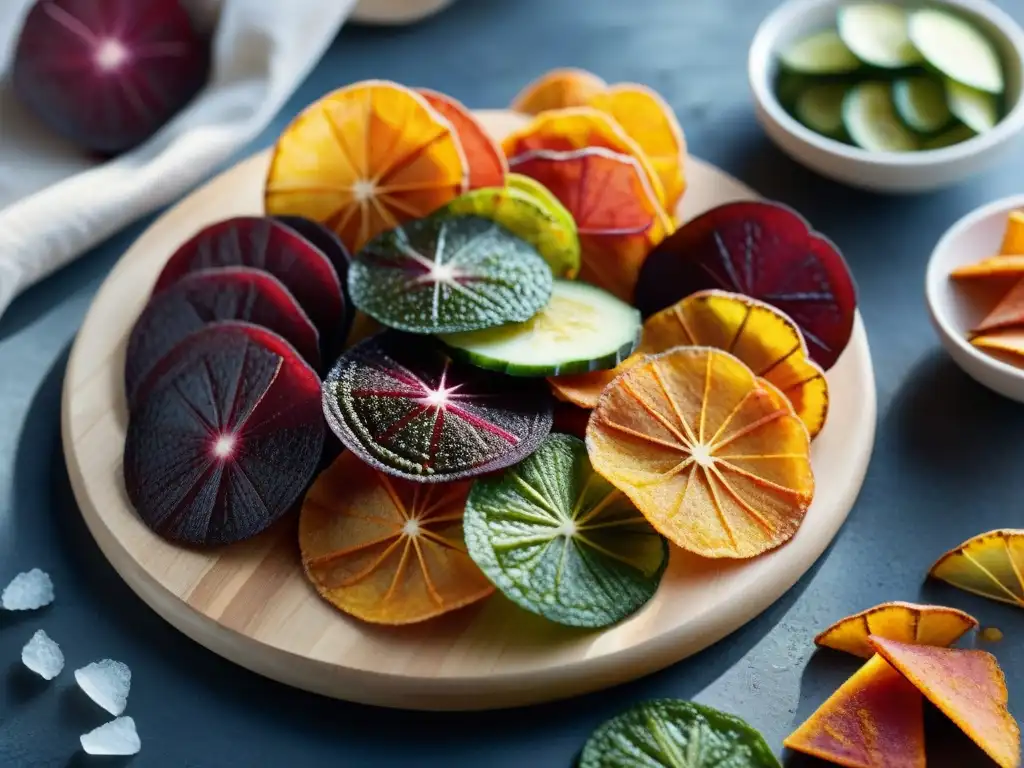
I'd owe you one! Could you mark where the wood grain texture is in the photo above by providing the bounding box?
[60,110,876,711]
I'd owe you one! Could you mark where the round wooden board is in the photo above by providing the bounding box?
[62,110,876,711]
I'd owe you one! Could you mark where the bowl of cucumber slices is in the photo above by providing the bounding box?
[749,0,1024,193]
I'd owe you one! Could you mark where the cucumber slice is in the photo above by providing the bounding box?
[439,280,640,376]
[923,123,977,150]
[843,81,919,152]
[946,79,1000,133]
[779,30,862,75]
[838,3,922,69]
[909,9,1004,94]
[776,70,813,111]
[892,76,952,134]
[795,83,849,139]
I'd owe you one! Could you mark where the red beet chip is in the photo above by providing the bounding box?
[272,215,351,283]
[124,267,321,408]
[635,201,858,370]
[124,321,324,546]
[323,330,553,482]
[153,216,349,353]
[12,0,209,155]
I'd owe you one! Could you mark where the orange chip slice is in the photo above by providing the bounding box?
[929,529,1024,608]
[973,328,1024,360]
[784,655,925,768]
[973,278,1024,334]
[510,68,608,115]
[815,601,978,658]
[549,359,635,410]
[265,80,468,254]
[418,88,507,189]
[501,107,667,206]
[588,84,687,213]
[299,451,494,625]
[951,255,1024,281]
[1000,210,1024,255]
[870,636,1021,768]
[586,346,814,559]
[508,146,673,301]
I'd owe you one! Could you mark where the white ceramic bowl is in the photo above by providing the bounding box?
[926,194,1024,401]
[749,0,1024,193]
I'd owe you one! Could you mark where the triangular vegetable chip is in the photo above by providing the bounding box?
[999,211,1024,255]
[951,255,1024,281]
[870,636,1021,768]
[973,279,1024,334]
[784,655,925,768]
[815,601,978,658]
[929,529,1024,607]
[973,328,1024,360]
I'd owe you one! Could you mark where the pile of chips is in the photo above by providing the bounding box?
[121,71,860,631]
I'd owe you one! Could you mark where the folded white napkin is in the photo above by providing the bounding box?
[0,0,358,320]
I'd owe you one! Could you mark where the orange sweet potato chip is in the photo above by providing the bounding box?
[951,255,1024,281]
[1000,211,1024,255]
[815,601,978,658]
[973,278,1024,335]
[870,636,1021,768]
[973,328,1024,360]
[784,654,925,768]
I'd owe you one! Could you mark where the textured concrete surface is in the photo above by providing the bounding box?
[1,0,1023,765]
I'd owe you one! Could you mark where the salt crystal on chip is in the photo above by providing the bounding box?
[2,569,54,610]
[21,629,64,680]
[80,717,141,756]
[75,659,131,715]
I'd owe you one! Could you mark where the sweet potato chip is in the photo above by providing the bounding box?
[588,84,688,212]
[1000,211,1024,255]
[870,636,1021,768]
[929,529,1024,608]
[586,347,814,559]
[973,328,1024,360]
[299,451,494,624]
[501,107,666,205]
[648,291,828,438]
[973,278,1024,335]
[784,655,925,768]
[951,255,1024,281]
[510,68,608,115]
[815,601,978,658]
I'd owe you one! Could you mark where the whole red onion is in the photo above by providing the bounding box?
[12,0,210,156]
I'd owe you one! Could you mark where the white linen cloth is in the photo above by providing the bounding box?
[0,0,358,320]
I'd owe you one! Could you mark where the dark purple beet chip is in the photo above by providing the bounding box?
[124,321,324,546]
[125,267,321,408]
[272,215,350,280]
[273,214,354,331]
[635,201,858,370]
[153,216,350,353]
[323,330,553,483]
[12,0,209,155]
